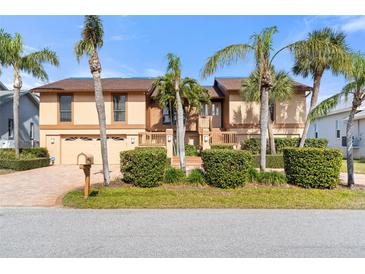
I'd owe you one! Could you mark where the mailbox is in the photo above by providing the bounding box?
[77,152,94,166]
[77,152,94,199]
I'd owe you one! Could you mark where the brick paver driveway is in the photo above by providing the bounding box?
[0,165,120,207]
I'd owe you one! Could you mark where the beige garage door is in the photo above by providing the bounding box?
[61,136,127,164]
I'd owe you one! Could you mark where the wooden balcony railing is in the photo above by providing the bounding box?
[138,132,166,146]
[198,116,211,130]
[210,131,238,145]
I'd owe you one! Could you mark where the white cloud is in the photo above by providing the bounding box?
[110,34,132,41]
[143,68,164,77]
[340,16,365,33]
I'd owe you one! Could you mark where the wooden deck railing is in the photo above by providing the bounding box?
[138,132,166,146]
[210,131,238,145]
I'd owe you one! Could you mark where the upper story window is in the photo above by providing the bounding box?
[200,103,209,116]
[113,95,126,122]
[335,120,340,139]
[8,119,14,139]
[163,104,176,124]
[59,95,72,122]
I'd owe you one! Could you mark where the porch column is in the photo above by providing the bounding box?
[166,129,173,158]
[202,128,210,150]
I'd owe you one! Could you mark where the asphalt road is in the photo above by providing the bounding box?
[1,208,365,257]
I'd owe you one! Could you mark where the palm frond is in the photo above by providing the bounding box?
[200,44,253,79]
[309,92,344,120]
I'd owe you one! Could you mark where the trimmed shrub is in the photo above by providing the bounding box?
[201,149,253,188]
[210,144,234,150]
[164,167,185,183]
[241,138,328,154]
[247,168,259,183]
[120,148,167,187]
[0,158,49,171]
[186,168,206,185]
[256,171,287,185]
[252,154,284,169]
[185,144,199,156]
[283,147,342,189]
[0,148,50,170]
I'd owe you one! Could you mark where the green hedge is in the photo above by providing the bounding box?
[0,147,49,160]
[210,144,234,150]
[0,158,50,171]
[120,148,167,187]
[201,149,252,188]
[185,144,199,156]
[283,147,342,189]
[241,138,328,154]
[252,154,284,169]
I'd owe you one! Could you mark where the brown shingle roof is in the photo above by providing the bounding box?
[215,77,312,91]
[201,85,225,98]
[31,78,157,92]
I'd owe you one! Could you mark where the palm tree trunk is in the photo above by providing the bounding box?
[267,115,276,155]
[13,67,22,159]
[346,103,358,187]
[299,74,321,147]
[175,81,186,174]
[90,51,110,186]
[259,86,269,171]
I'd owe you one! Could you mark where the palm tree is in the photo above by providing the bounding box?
[310,53,365,187]
[288,28,351,147]
[241,69,294,154]
[0,29,59,158]
[202,26,288,171]
[75,15,110,186]
[153,53,209,174]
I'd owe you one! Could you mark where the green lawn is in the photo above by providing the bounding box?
[341,159,365,174]
[63,184,365,209]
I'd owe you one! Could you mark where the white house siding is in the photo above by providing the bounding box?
[309,110,365,159]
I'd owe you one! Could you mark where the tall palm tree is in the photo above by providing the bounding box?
[202,26,288,171]
[241,69,294,154]
[288,28,351,147]
[75,15,110,186]
[310,53,365,187]
[153,54,209,174]
[0,29,59,158]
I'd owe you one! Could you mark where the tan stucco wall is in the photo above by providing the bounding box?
[229,91,260,125]
[39,93,58,125]
[128,93,146,125]
[275,91,306,124]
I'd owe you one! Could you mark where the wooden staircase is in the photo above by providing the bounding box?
[172,156,203,170]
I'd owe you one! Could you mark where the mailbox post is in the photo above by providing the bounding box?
[77,153,94,199]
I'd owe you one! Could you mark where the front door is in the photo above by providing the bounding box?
[211,102,222,128]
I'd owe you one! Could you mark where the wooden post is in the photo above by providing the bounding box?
[83,165,91,199]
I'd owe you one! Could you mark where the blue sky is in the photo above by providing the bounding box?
[1,15,365,103]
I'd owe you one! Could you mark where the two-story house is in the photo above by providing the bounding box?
[32,77,310,165]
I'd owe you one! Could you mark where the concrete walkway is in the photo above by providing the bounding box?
[0,165,120,207]
[340,173,365,186]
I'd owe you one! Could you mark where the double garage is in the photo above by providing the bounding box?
[47,135,130,165]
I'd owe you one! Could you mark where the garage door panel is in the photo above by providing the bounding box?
[61,136,128,164]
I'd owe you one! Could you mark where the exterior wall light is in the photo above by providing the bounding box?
[168,135,172,142]
[51,138,55,144]
[131,137,135,145]
[204,135,209,143]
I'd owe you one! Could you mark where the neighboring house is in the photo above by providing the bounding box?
[308,104,365,159]
[31,77,310,165]
[0,81,40,148]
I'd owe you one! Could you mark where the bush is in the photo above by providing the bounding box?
[164,167,185,183]
[186,168,206,185]
[256,171,287,185]
[120,148,167,187]
[0,147,49,160]
[0,158,49,171]
[283,147,342,189]
[252,154,284,169]
[185,144,199,156]
[241,138,328,154]
[201,149,252,188]
[210,144,234,150]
